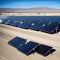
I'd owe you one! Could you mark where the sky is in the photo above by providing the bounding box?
[0,0,60,9]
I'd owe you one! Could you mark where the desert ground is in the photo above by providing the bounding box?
[0,24,60,60]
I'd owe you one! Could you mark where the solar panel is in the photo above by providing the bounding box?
[18,21,31,29]
[0,19,2,23]
[0,16,60,22]
[8,37,26,48]
[39,20,51,25]
[39,22,58,33]
[58,23,60,30]
[29,23,40,31]
[0,16,60,34]
[5,20,13,25]
[11,21,20,27]
[1,20,7,24]
[35,44,52,56]
[17,41,39,55]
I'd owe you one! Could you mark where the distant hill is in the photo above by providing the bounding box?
[0,7,60,13]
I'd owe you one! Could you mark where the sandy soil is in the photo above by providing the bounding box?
[0,24,60,60]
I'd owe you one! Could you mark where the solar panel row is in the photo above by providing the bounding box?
[0,16,60,34]
[8,37,54,56]
[2,16,60,22]
[1,19,59,34]
[1,16,60,24]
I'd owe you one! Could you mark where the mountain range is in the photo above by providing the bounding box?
[0,7,60,13]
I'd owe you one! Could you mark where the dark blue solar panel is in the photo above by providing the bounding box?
[29,23,40,31]
[0,16,60,34]
[35,44,52,56]
[17,41,39,55]
[5,16,21,21]
[8,37,26,48]
[11,21,20,27]
[0,16,60,23]
[1,20,7,24]
[4,20,13,25]
[58,23,60,30]
[18,21,31,29]
[39,22,59,33]
[39,20,51,25]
